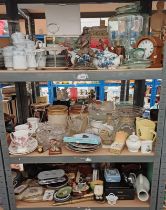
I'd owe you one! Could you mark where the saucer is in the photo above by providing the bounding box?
[9,137,38,155]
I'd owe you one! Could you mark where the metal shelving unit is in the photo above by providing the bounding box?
[0,54,165,210]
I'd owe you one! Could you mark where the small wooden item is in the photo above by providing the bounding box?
[110,131,128,154]
[49,139,62,155]
[135,36,163,68]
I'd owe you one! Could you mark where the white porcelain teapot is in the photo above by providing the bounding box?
[126,132,141,152]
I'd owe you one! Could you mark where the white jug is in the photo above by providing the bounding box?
[13,50,27,70]
[135,174,150,202]
[25,49,37,70]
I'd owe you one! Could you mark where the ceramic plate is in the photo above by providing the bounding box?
[46,181,68,190]
[9,137,38,155]
[68,142,101,149]
[66,144,101,153]
[54,193,71,202]
[56,186,72,198]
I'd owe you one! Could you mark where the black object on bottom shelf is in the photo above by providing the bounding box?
[104,181,135,200]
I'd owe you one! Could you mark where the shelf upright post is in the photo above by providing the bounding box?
[120,80,130,102]
[156,44,166,210]
[48,81,54,104]
[0,141,10,210]
[99,80,105,101]
[150,79,158,107]
[0,89,16,210]
[133,0,152,107]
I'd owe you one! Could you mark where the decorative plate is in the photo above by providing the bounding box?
[66,144,101,153]
[9,137,38,155]
[54,192,71,202]
[38,169,65,180]
[56,186,72,198]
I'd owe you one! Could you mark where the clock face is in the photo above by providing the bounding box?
[137,39,154,59]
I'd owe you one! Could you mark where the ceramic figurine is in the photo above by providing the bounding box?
[72,27,96,69]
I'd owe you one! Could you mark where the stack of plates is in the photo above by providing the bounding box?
[46,175,68,190]
[38,169,69,190]
[65,133,101,153]
[123,59,151,69]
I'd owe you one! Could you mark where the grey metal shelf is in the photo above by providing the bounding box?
[15,198,150,210]
[8,148,155,164]
[0,68,162,82]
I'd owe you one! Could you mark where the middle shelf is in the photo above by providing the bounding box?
[9,147,155,164]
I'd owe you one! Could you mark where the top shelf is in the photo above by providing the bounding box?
[0,68,162,82]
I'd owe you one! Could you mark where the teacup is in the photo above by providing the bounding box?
[15,124,29,131]
[27,117,39,133]
[141,140,153,153]
[10,130,29,147]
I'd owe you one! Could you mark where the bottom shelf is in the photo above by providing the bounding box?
[16,199,150,209]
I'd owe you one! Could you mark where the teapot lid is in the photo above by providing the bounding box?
[128,132,139,141]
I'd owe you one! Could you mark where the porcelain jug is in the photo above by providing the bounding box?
[136,117,156,141]
[13,50,27,70]
[135,174,150,202]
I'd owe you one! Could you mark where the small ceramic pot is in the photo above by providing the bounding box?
[141,140,153,153]
[126,132,141,152]
[106,193,118,205]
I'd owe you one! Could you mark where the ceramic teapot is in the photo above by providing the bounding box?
[126,132,141,152]
[136,117,156,141]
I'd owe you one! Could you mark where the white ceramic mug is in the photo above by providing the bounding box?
[10,130,29,146]
[15,124,29,131]
[141,140,153,153]
[27,117,39,133]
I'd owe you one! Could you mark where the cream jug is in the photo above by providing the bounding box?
[136,117,156,141]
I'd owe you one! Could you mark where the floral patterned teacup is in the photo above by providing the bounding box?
[10,130,29,147]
